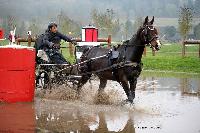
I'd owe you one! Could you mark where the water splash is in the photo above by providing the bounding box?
[35,85,79,101]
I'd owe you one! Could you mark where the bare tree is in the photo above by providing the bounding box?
[178,5,193,40]
[124,19,133,40]
[2,16,17,36]
[133,16,143,33]
[57,11,81,37]
[28,19,41,37]
[91,9,120,38]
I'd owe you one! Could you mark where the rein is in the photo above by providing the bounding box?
[78,61,140,76]
[39,59,140,77]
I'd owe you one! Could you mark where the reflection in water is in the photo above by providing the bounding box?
[180,78,200,97]
[36,99,135,133]
[138,76,200,97]
[0,74,200,133]
[0,103,35,133]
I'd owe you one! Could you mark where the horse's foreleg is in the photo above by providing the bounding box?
[98,79,107,94]
[120,80,133,103]
[129,78,137,100]
[77,74,91,94]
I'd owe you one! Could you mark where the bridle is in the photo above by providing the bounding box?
[142,25,159,49]
[118,25,160,61]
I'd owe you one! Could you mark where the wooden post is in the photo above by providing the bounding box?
[69,42,73,57]
[152,48,155,56]
[17,40,20,45]
[144,47,147,56]
[108,35,111,48]
[183,40,200,58]
[199,44,200,58]
[16,38,36,46]
[182,41,185,57]
[198,80,200,94]
[28,35,31,47]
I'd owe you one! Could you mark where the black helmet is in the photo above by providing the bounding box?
[48,22,57,31]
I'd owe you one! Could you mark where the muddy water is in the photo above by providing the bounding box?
[0,72,200,133]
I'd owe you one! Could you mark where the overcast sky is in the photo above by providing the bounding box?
[0,0,198,26]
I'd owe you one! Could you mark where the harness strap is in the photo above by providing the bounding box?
[78,61,139,76]
[125,62,138,67]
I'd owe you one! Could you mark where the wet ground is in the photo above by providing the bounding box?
[0,72,200,133]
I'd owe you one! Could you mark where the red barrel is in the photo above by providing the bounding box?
[0,46,35,102]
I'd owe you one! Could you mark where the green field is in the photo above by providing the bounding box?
[60,42,76,64]
[142,44,200,74]
[0,39,9,46]
[1,40,200,74]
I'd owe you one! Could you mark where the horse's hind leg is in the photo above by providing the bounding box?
[98,78,107,94]
[120,80,133,103]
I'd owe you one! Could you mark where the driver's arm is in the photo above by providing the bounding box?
[57,32,72,42]
[42,34,54,48]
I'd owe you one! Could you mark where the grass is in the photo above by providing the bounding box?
[142,44,200,74]
[142,55,200,73]
[0,39,9,46]
[1,39,200,74]
[60,42,76,64]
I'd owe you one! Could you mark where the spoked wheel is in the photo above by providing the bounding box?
[36,71,52,90]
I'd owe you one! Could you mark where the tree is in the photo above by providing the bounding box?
[28,19,41,37]
[91,9,120,38]
[57,11,81,37]
[2,18,9,37]
[124,19,134,40]
[178,5,193,40]
[194,23,200,39]
[133,16,143,33]
[2,16,17,37]
[18,21,26,37]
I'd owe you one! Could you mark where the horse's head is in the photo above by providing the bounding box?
[141,16,161,51]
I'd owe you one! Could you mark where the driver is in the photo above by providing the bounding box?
[40,22,77,64]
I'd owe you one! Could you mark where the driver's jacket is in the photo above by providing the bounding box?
[38,31,72,64]
[42,31,72,50]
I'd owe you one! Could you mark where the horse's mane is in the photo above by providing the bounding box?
[122,26,143,46]
[122,40,130,45]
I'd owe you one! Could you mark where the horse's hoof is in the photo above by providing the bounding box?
[121,99,134,105]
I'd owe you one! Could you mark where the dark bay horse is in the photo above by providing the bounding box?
[77,16,161,103]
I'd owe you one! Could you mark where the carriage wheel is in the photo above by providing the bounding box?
[37,71,52,90]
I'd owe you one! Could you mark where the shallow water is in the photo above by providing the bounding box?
[0,72,200,133]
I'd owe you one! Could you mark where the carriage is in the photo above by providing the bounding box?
[36,25,109,90]
[36,42,102,90]
[36,17,161,103]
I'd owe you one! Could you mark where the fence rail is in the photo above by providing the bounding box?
[182,40,200,58]
[16,35,112,57]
